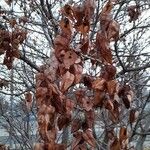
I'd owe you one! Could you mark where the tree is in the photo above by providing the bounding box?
[0,0,150,149]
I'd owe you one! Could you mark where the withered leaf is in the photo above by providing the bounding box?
[96,32,112,64]
[127,5,141,22]
[73,64,83,84]
[72,131,83,149]
[82,129,96,148]
[71,118,82,133]
[60,71,75,92]
[107,20,119,41]
[92,78,106,90]
[82,97,93,111]
[57,114,71,130]
[85,110,95,129]
[106,80,117,96]
[110,138,121,150]
[60,17,72,37]
[119,127,128,143]
[63,50,78,69]
[93,90,105,107]
[36,87,48,98]
[104,99,114,110]
[129,109,138,126]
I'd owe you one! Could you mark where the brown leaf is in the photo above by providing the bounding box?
[119,127,128,142]
[129,109,138,125]
[96,32,112,64]
[110,138,121,150]
[93,90,105,107]
[57,114,71,130]
[73,64,83,84]
[63,50,78,68]
[118,84,134,109]
[100,65,116,80]
[72,131,83,149]
[60,17,72,37]
[71,118,82,133]
[25,91,32,102]
[60,71,75,92]
[85,110,95,129]
[127,5,141,22]
[75,90,85,105]
[92,78,106,90]
[19,16,28,24]
[36,87,48,98]
[61,4,74,21]
[107,20,119,41]
[82,129,96,148]
[80,38,90,54]
[104,99,114,110]
[65,99,75,114]
[106,80,117,96]
[83,75,93,88]
[82,97,93,111]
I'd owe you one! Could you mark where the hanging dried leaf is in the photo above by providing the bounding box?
[72,131,83,149]
[119,127,128,142]
[71,118,82,133]
[110,138,121,150]
[63,50,78,69]
[61,4,74,21]
[73,64,83,84]
[129,109,138,125]
[60,17,72,37]
[65,99,75,115]
[60,71,75,92]
[107,20,120,41]
[93,90,105,107]
[92,78,106,90]
[36,87,48,98]
[82,97,93,111]
[85,110,95,129]
[57,114,71,130]
[104,99,114,110]
[106,80,117,96]
[127,5,141,22]
[96,32,112,64]
[82,129,96,148]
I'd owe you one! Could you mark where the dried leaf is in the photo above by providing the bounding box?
[106,80,117,96]
[107,20,119,41]
[82,129,96,148]
[57,114,71,130]
[92,78,106,90]
[71,118,82,133]
[73,64,83,84]
[60,17,72,37]
[127,5,141,22]
[93,90,105,107]
[60,71,75,92]
[96,32,112,64]
[72,131,83,149]
[82,97,93,111]
[119,127,128,141]
[129,109,138,125]
[63,50,78,68]
[110,138,121,150]
[36,87,48,98]
[104,99,114,110]
[85,110,95,128]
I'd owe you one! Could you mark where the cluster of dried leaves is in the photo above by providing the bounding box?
[0,25,27,69]
[33,0,141,149]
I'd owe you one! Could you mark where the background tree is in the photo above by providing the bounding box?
[0,0,150,149]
